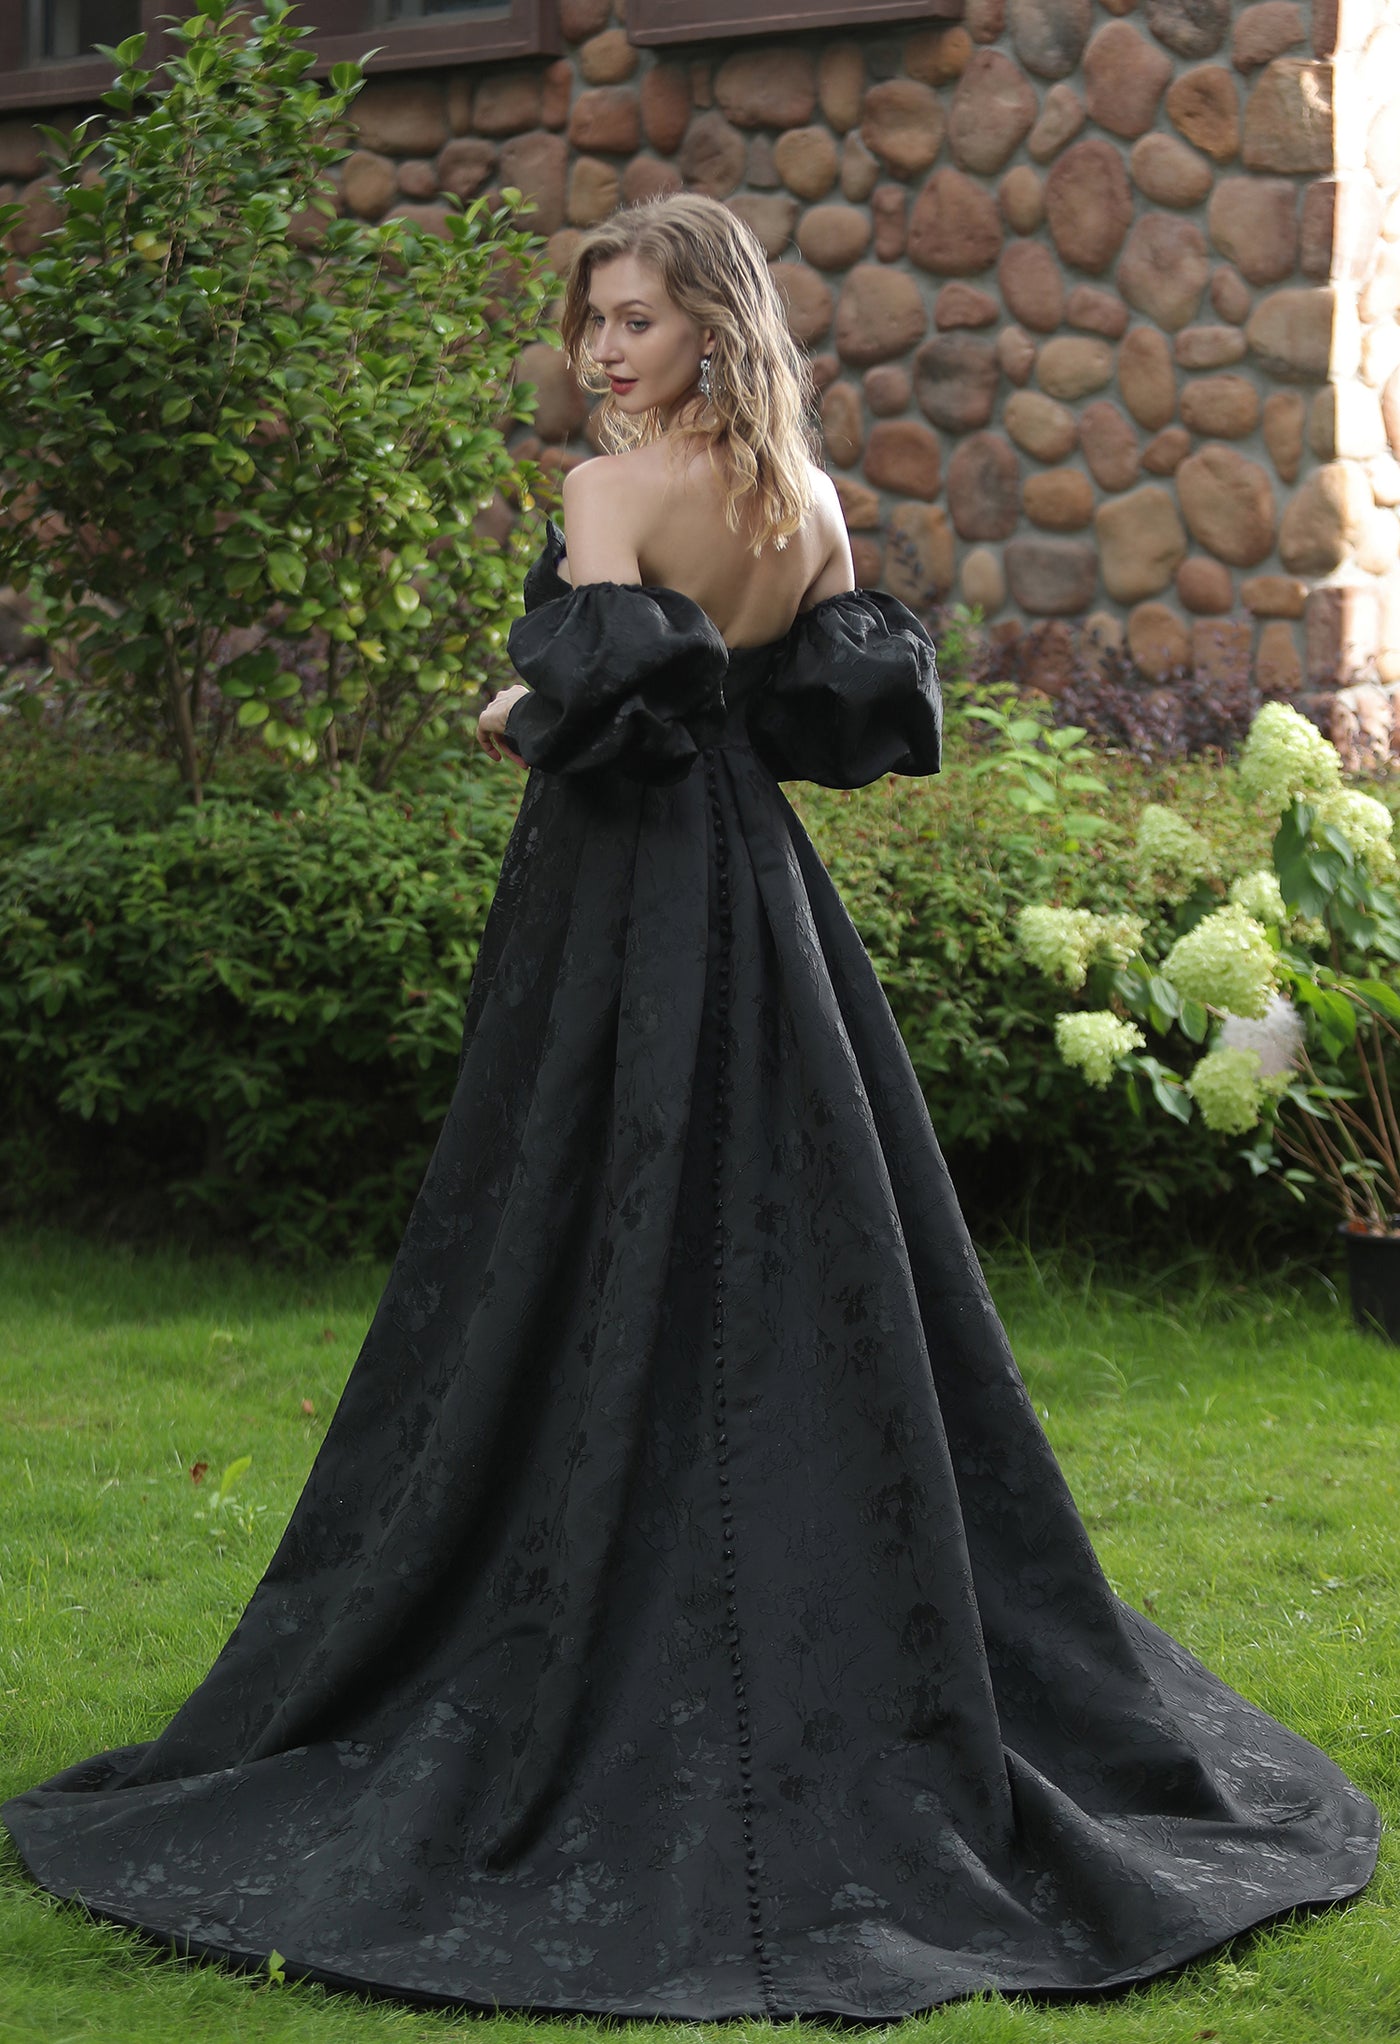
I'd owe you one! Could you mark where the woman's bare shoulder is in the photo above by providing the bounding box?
[799,464,856,604]
[805,463,844,528]
[560,445,672,534]
[562,446,661,509]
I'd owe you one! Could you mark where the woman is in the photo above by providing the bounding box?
[3,194,1379,2021]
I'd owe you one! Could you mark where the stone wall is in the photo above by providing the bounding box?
[1322,0,1400,743]
[2,0,1397,714]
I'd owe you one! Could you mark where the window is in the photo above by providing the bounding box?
[628,0,962,41]
[0,0,154,108]
[30,0,140,63]
[379,0,522,17]
[0,1,558,112]
[310,0,559,70]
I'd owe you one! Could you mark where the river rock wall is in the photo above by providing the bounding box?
[2,0,1396,716]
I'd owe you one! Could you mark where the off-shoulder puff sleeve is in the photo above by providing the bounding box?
[504,583,729,785]
[746,589,943,791]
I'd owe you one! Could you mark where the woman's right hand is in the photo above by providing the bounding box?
[476,684,531,766]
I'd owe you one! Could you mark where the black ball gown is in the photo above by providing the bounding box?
[3,518,1379,2021]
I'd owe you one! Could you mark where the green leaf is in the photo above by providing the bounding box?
[1178,996,1209,1044]
[1351,979,1400,1024]
[1136,1054,1192,1125]
[1293,978,1357,1054]
[224,559,264,597]
[1146,975,1181,1021]
[1276,848,1333,920]
[1149,1072,1192,1124]
[266,551,306,596]
[1318,821,1358,863]
[1332,898,1377,949]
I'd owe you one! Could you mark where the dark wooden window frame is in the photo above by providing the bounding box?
[309,0,560,76]
[0,0,156,112]
[0,1,560,114]
[628,0,962,44]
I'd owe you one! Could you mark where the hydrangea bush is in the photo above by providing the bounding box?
[1017,703,1400,1232]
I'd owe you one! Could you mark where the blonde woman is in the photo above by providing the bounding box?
[5,195,1376,2021]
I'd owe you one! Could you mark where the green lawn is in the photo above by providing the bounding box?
[0,1228,1395,2044]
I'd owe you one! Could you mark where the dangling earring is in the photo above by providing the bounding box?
[698,353,713,400]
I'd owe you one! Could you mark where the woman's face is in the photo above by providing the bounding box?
[583,253,715,423]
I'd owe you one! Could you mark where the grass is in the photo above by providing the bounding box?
[0,1228,1395,2044]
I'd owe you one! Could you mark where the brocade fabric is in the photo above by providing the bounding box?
[2,520,1378,2020]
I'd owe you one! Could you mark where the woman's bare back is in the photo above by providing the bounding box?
[556,440,855,650]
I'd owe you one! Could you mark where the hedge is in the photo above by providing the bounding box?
[0,722,1314,1260]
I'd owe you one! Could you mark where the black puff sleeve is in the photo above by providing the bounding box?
[746,589,943,790]
[503,555,729,786]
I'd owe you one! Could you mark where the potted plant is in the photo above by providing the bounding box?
[1016,702,1400,1339]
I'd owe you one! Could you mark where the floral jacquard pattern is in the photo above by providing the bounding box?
[2,522,1378,2022]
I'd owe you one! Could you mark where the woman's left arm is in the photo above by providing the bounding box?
[477,684,531,766]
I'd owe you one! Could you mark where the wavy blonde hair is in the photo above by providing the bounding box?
[557,193,820,554]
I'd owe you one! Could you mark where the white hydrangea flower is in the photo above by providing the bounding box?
[1054,1011,1146,1087]
[1218,993,1305,1080]
[1017,907,1098,989]
[1017,907,1148,988]
[1094,913,1147,967]
[1237,701,1342,813]
[1135,805,1214,898]
[1186,1046,1269,1135]
[1162,904,1278,1019]
[1228,868,1287,928]
[1314,787,1396,871]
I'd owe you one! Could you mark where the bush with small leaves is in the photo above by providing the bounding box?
[0,757,522,1255]
[4,718,1298,1258]
[0,0,554,800]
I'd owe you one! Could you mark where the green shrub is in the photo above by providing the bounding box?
[0,0,552,799]
[790,753,1294,1241]
[1,713,1322,1260]
[0,755,521,1254]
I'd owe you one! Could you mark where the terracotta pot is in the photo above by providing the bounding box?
[1340,1221,1400,1342]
